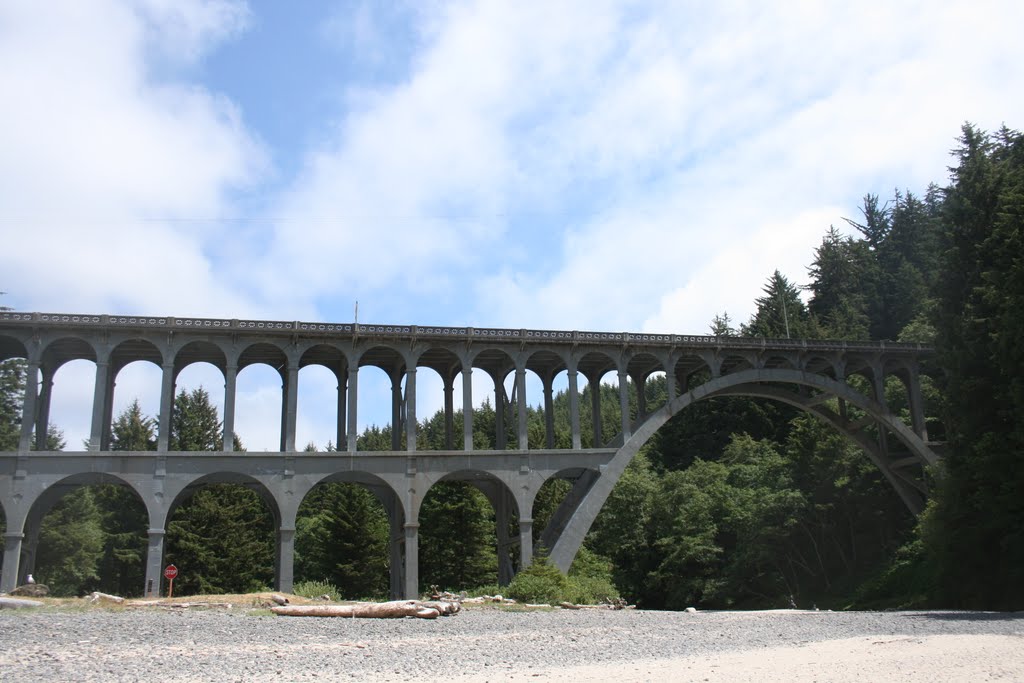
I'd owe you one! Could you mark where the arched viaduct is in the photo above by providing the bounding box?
[0,311,941,598]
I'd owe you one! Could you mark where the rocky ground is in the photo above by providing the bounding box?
[1,605,1022,681]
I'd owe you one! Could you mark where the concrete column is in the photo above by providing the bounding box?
[336,370,347,452]
[346,366,358,452]
[568,369,581,450]
[403,523,419,599]
[405,368,417,452]
[144,529,165,598]
[18,361,39,452]
[516,367,528,451]
[276,527,295,593]
[33,366,54,451]
[100,367,116,451]
[543,377,555,449]
[496,497,513,585]
[907,365,929,441]
[666,366,677,404]
[871,364,890,453]
[389,508,404,600]
[495,375,506,450]
[634,373,648,419]
[590,376,602,447]
[443,374,454,450]
[223,364,237,452]
[391,370,402,450]
[88,361,110,451]
[618,370,631,441]
[519,518,533,572]
[284,365,298,452]
[462,368,474,450]
[157,363,175,452]
[1,532,24,593]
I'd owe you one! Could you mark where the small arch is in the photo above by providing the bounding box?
[420,470,519,589]
[23,474,150,596]
[673,352,712,393]
[295,472,398,599]
[0,335,28,362]
[165,473,280,595]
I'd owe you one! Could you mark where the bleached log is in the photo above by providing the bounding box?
[271,600,442,619]
[419,600,460,616]
[0,597,44,609]
[269,594,289,606]
[88,591,125,605]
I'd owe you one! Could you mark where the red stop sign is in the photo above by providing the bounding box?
[164,564,178,580]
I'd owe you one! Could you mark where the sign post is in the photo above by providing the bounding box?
[164,564,178,598]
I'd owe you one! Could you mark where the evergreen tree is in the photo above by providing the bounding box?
[0,358,25,451]
[169,387,222,451]
[928,123,1024,609]
[110,399,157,451]
[35,487,105,595]
[418,481,497,591]
[742,270,810,338]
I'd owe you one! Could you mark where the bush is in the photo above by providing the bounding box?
[292,579,341,601]
[506,555,568,604]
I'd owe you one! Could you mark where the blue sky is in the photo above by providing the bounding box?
[2,0,1023,450]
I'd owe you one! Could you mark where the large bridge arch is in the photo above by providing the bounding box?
[547,368,940,573]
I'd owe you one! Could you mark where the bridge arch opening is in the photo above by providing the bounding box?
[419,472,520,591]
[171,361,227,450]
[22,473,149,597]
[297,345,347,451]
[165,473,279,595]
[109,357,161,451]
[236,342,289,451]
[355,345,407,450]
[295,473,399,599]
[412,347,462,451]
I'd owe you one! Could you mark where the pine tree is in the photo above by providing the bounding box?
[110,399,157,451]
[742,270,810,338]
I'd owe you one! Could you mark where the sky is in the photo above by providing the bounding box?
[2,0,1023,451]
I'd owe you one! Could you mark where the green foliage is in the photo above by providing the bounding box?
[0,358,25,451]
[166,483,275,595]
[928,123,1024,609]
[169,387,223,451]
[419,481,497,591]
[505,554,568,604]
[110,399,157,451]
[35,487,105,596]
[292,579,341,601]
[295,482,389,599]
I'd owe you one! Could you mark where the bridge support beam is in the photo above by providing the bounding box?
[18,361,39,452]
[144,528,165,598]
[88,361,110,451]
[568,369,581,449]
[223,364,237,452]
[346,366,359,452]
[403,523,419,599]
[1,532,24,593]
[157,363,174,452]
[519,518,533,571]
[33,366,54,451]
[276,528,295,593]
[462,369,474,450]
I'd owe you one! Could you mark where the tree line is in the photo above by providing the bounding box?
[2,123,1021,609]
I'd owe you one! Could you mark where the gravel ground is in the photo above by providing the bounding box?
[1,606,1022,682]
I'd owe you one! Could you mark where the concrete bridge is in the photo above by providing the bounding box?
[0,311,941,598]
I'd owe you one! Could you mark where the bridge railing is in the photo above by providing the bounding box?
[0,311,929,352]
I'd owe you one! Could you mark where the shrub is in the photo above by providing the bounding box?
[506,555,568,604]
[292,579,341,601]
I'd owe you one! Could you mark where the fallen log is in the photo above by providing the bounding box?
[419,600,460,616]
[88,591,125,605]
[0,597,44,610]
[269,593,289,606]
[271,600,444,619]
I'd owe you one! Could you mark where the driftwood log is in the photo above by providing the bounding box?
[88,591,125,605]
[271,599,458,619]
[0,597,44,609]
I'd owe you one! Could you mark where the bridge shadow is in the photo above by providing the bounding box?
[901,610,1024,622]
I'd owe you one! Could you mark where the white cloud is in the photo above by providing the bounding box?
[0,0,264,316]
